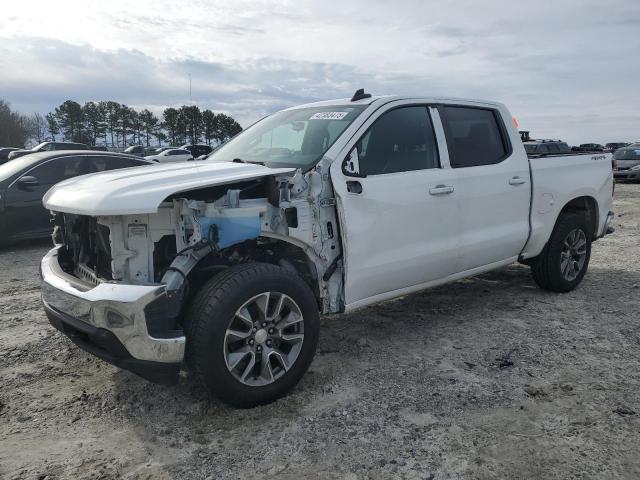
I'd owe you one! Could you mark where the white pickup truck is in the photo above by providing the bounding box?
[40,91,614,407]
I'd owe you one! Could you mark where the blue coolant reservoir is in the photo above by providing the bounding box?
[198,204,266,249]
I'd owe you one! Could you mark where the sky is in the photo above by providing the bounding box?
[1,0,639,145]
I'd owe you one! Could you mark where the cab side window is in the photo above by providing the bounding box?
[356,106,439,176]
[439,106,510,168]
[86,156,145,171]
[26,156,85,185]
[168,149,189,156]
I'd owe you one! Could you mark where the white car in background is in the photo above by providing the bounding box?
[144,148,194,163]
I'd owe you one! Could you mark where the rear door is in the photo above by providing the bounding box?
[330,102,462,307]
[438,104,530,271]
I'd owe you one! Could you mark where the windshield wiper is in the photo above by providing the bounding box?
[232,158,265,166]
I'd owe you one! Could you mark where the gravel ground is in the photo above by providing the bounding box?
[1,184,639,480]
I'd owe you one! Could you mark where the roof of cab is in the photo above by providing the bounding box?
[286,94,506,111]
[12,150,152,163]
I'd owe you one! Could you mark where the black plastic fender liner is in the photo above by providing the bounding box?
[322,253,343,282]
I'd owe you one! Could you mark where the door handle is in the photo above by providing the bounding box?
[509,176,527,186]
[429,184,454,195]
[346,180,363,194]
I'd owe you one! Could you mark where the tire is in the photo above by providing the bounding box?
[185,263,320,408]
[530,212,592,293]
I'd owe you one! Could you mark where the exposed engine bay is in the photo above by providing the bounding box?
[53,161,344,316]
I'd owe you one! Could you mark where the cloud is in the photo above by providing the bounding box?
[1,0,639,143]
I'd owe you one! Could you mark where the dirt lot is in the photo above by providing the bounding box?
[1,184,639,480]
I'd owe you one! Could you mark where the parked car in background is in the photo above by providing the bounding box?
[180,144,213,158]
[8,142,90,160]
[604,142,628,153]
[145,148,194,163]
[0,151,152,245]
[89,145,109,151]
[613,146,640,182]
[148,146,175,155]
[573,143,604,152]
[124,145,147,156]
[0,148,20,165]
[523,140,572,155]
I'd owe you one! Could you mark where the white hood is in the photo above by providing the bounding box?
[43,161,295,216]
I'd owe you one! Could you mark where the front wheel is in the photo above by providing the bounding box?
[185,263,320,408]
[530,212,592,293]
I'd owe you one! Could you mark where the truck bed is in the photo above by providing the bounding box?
[522,151,613,259]
[526,151,606,159]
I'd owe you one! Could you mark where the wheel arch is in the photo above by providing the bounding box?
[186,236,323,308]
[521,194,599,263]
[557,195,599,238]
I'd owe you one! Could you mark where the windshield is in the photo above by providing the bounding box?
[613,148,640,160]
[0,155,41,182]
[32,142,47,151]
[208,105,367,168]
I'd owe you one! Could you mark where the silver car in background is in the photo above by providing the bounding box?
[613,146,640,182]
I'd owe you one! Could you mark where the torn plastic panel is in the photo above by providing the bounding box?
[89,164,345,316]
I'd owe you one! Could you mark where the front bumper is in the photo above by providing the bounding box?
[40,246,185,384]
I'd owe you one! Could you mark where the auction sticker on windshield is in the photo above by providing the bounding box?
[310,111,349,120]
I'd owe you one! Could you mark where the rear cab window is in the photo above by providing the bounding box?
[438,105,511,168]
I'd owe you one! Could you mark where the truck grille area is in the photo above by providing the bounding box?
[54,213,113,283]
[74,262,104,286]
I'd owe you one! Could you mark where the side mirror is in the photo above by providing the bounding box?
[17,175,39,187]
[342,148,366,177]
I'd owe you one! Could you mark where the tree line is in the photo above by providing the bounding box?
[0,100,36,148]
[1,99,243,149]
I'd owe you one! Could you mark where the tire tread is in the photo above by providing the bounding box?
[185,262,319,407]
[529,212,591,293]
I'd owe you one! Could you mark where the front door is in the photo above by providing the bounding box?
[330,103,461,307]
[4,155,86,238]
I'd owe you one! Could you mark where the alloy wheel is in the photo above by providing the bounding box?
[560,228,587,281]
[223,292,305,386]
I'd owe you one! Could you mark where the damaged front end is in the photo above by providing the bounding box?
[41,161,344,382]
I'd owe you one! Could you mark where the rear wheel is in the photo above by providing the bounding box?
[530,212,592,293]
[185,263,320,408]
